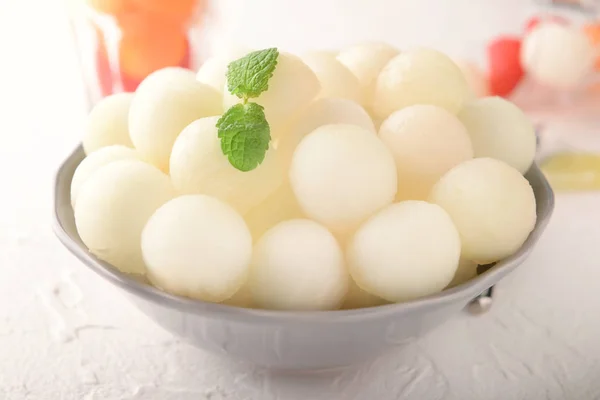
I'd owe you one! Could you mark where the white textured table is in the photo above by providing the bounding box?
[3,0,600,399]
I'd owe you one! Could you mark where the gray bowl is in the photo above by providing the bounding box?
[53,146,554,370]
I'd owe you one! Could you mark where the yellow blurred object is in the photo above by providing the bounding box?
[86,0,129,16]
[541,152,600,191]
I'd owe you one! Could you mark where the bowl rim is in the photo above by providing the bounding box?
[53,145,555,325]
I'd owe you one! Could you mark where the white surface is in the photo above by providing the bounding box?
[2,0,600,399]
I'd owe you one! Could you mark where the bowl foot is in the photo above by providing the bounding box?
[467,286,494,314]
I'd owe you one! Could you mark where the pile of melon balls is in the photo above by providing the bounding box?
[72,42,538,311]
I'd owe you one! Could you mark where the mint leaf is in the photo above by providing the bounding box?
[227,48,279,100]
[216,103,271,172]
[219,48,278,171]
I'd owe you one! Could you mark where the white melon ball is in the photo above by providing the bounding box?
[129,67,222,172]
[83,93,134,154]
[372,48,469,120]
[196,47,250,93]
[341,279,388,309]
[337,42,399,107]
[301,52,362,103]
[290,124,397,234]
[222,282,254,308]
[458,97,536,174]
[429,158,537,264]
[142,195,252,302]
[294,97,375,136]
[284,97,375,158]
[74,160,176,275]
[348,201,461,303]
[521,22,595,89]
[223,52,321,131]
[243,181,304,241]
[249,219,348,311]
[379,105,474,200]
[71,145,138,208]
[448,258,478,288]
[169,116,285,214]
[195,57,230,94]
[454,60,489,98]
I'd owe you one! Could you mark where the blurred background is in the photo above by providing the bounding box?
[3,0,600,195]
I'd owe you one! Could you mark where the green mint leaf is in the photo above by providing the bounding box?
[226,48,279,100]
[216,103,271,172]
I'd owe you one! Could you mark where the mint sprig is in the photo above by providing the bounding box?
[217,48,279,172]
[226,48,279,101]
[216,103,271,172]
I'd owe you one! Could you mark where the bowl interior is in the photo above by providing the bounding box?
[53,146,555,322]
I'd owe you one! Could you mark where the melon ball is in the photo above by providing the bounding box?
[169,116,285,214]
[429,157,537,264]
[71,145,138,208]
[243,181,304,241]
[290,124,397,234]
[222,282,254,308]
[196,47,250,93]
[454,60,489,98]
[223,52,321,131]
[74,160,176,275]
[347,201,461,303]
[372,48,469,120]
[341,279,388,309]
[294,97,375,136]
[379,105,474,200]
[284,97,375,158]
[458,97,536,174]
[521,22,595,89]
[142,195,252,302]
[129,67,222,172]
[301,52,362,103]
[448,258,478,288]
[83,93,134,154]
[249,219,348,311]
[195,57,230,94]
[337,42,399,107]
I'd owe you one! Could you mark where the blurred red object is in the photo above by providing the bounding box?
[487,37,524,97]
[92,24,113,97]
[524,15,569,33]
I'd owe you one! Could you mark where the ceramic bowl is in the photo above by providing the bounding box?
[53,146,554,370]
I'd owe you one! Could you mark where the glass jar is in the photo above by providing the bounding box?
[65,0,207,105]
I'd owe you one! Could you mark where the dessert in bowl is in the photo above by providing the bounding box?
[53,43,554,369]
